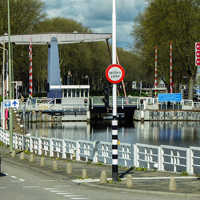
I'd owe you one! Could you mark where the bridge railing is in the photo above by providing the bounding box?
[18,97,89,112]
[0,129,199,174]
[91,96,140,108]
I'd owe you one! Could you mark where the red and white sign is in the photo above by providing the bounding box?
[195,42,200,66]
[105,64,125,84]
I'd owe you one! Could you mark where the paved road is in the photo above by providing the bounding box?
[0,158,199,200]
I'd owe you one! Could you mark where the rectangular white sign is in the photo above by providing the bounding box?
[3,99,19,109]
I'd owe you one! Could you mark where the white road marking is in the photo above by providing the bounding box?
[64,195,84,197]
[19,178,25,182]
[71,198,88,200]
[56,193,72,195]
[24,186,40,189]
[50,190,64,193]
[71,197,88,200]
[11,176,17,179]
[44,188,56,190]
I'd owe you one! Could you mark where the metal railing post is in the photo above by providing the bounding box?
[133,144,139,168]
[38,138,42,155]
[50,139,53,157]
[187,148,194,175]
[62,139,66,159]
[158,146,164,171]
[76,141,80,161]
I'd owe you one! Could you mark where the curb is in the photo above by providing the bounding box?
[83,182,200,198]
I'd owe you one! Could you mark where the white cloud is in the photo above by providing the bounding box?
[42,0,146,49]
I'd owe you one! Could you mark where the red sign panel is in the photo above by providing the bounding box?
[105,64,125,84]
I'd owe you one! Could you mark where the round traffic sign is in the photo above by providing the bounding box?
[105,64,125,84]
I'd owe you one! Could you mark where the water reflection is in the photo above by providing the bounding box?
[28,122,91,141]
[27,121,200,147]
[135,121,200,147]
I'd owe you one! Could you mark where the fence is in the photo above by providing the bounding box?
[0,128,200,174]
[134,143,200,174]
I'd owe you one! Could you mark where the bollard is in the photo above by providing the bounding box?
[82,169,87,179]
[29,154,34,162]
[40,157,45,167]
[52,160,57,171]
[11,151,16,158]
[126,175,133,188]
[169,177,176,191]
[20,152,24,160]
[66,162,72,175]
[100,170,107,184]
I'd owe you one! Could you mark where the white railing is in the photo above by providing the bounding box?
[135,143,200,175]
[0,128,199,174]
[18,97,89,112]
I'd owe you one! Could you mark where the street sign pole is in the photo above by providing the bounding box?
[8,0,13,152]
[112,0,118,182]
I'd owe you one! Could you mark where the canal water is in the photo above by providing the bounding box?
[27,120,200,148]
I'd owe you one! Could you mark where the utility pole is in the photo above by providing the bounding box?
[7,0,13,152]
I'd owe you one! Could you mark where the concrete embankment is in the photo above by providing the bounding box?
[134,110,200,121]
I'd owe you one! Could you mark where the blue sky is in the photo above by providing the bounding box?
[42,0,147,50]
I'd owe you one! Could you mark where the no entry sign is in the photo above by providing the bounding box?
[105,64,125,84]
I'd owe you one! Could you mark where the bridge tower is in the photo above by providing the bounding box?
[47,37,62,98]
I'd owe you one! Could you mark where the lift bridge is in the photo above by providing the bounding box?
[0,33,138,121]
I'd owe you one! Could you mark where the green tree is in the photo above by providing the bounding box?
[0,0,45,95]
[132,0,200,99]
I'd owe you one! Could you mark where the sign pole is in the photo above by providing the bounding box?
[8,0,13,152]
[112,0,118,182]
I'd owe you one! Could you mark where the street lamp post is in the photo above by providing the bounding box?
[7,0,14,152]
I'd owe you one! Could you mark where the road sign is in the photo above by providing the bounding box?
[195,42,200,66]
[158,93,182,103]
[105,64,125,84]
[3,99,19,109]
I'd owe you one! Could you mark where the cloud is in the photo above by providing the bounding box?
[42,0,146,49]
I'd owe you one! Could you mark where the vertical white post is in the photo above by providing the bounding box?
[134,144,139,168]
[76,141,80,161]
[50,138,54,157]
[186,148,194,175]
[2,41,6,130]
[38,138,42,155]
[112,0,118,182]
[158,147,164,171]
[62,139,66,159]
[30,137,33,153]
